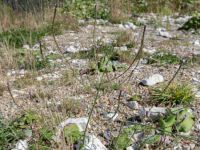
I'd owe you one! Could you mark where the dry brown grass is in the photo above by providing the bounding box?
[0,4,77,32]
[108,0,130,23]
[0,43,16,70]
[115,30,136,47]
[0,6,45,31]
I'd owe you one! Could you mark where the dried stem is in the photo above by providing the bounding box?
[39,41,45,61]
[83,2,100,144]
[7,82,21,108]
[93,1,98,60]
[83,76,102,144]
[163,60,184,92]
[109,90,122,121]
[52,4,62,53]
[107,25,146,83]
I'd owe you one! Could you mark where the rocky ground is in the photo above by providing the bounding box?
[0,14,200,149]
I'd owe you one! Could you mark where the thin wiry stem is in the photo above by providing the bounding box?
[93,1,98,60]
[50,3,84,85]
[104,25,146,84]
[52,4,62,53]
[163,59,184,92]
[83,75,103,144]
[108,90,122,121]
[7,82,22,109]
[83,1,100,144]
[39,41,45,61]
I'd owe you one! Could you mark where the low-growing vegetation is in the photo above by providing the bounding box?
[0,0,200,149]
[150,83,195,106]
[0,111,38,149]
[146,51,181,65]
[179,12,200,32]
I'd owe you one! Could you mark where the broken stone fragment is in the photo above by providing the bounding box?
[193,40,200,46]
[64,45,79,53]
[103,112,118,121]
[12,140,28,150]
[175,16,191,24]
[143,48,156,54]
[124,22,137,30]
[53,117,89,143]
[127,101,140,110]
[59,117,89,132]
[114,46,128,51]
[82,134,107,150]
[195,91,200,98]
[139,107,166,119]
[140,74,164,86]
[71,59,88,68]
[157,28,172,38]
[119,22,137,30]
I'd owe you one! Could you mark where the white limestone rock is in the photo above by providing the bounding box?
[139,107,166,119]
[175,16,191,24]
[53,117,89,143]
[143,48,156,54]
[193,40,200,46]
[114,46,128,51]
[71,59,88,68]
[140,74,164,86]
[12,140,28,150]
[22,44,30,50]
[59,117,89,132]
[119,22,137,30]
[124,22,137,30]
[82,134,107,150]
[195,91,200,98]
[157,28,172,38]
[65,45,79,53]
[103,112,118,121]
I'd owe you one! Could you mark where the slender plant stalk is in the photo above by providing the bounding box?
[83,2,100,144]
[52,4,62,53]
[109,118,125,149]
[163,60,184,92]
[93,1,97,60]
[50,3,83,85]
[109,90,122,121]
[7,82,21,109]
[125,25,147,83]
[83,76,103,144]
[39,41,45,61]
[106,26,146,83]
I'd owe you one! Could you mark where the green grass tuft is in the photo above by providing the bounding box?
[147,51,181,65]
[150,83,195,106]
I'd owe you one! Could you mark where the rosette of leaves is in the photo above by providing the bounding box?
[97,56,115,72]
[112,124,153,150]
[159,108,195,135]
